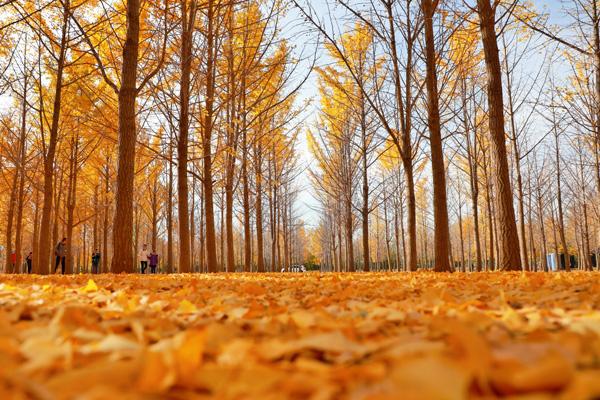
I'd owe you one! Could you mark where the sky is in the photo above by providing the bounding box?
[290,0,570,228]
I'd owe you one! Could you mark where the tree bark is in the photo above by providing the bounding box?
[111,0,141,273]
[177,0,196,273]
[202,0,218,273]
[422,0,451,272]
[553,121,570,271]
[37,0,69,274]
[477,0,521,270]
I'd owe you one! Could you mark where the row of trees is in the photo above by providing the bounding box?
[0,0,598,274]
[304,0,599,272]
[0,0,311,273]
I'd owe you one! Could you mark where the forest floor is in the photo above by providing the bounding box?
[0,272,599,400]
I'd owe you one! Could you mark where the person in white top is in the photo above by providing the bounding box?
[139,244,149,274]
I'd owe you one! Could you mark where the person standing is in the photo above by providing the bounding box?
[91,250,101,274]
[149,249,159,274]
[26,252,32,274]
[139,244,149,274]
[55,238,67,274]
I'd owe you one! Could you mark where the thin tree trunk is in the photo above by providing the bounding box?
[255,146,265,272]
[167,143,173,272]
[5,170,18,273]
[554,121,570,271]
[102,158,110,273]
[422,0,451,272]
[65,136,79,274]
[202,0,218,272]
[14,75,29,273]
[464,88,482,271]
[37,0,69,274]
[177,0,196,273]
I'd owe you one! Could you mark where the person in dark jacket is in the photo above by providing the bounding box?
[26,252,32,274]
[149,250,159,274]
[91,250,101,274]
[55,238,67,274]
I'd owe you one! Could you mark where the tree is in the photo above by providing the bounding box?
[476,0,521,270]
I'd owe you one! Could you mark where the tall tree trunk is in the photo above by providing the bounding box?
[422,0,451,272]
[346,197,355,272]
[553,119,570,271]
[151,176,158,251]
[33,187,41,271]
[37,0,69,274]
[93,185,99,252]
[177,0,196,273]
[52,171,65,270]
[167,143,173,272]
[385,1,417,272]
[359,75,370,272]
[102,158,110,273]
[5,170,18,273]
[14,74,29,273]
[477,0,521,270]
[65,136,79,274]
[255,145,265,272]
[593,1,600,199]
[404,164,418,271]
[190,175,196,271]
[535,176,548,271]
[242,128,251,272]
[112,0,141,273]
[464,85,483,271]
[483,156,495,271]
[202,0,218,273]
[503,39,529,271]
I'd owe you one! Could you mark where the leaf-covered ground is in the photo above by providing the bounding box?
[1,272,600,399]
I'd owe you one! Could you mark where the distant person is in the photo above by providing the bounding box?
[149,249,159,274]
[91,250,101,274]
[10,252,16,272]
[139,244,149,274]
[55,238,67,274]
[26,252,32,274]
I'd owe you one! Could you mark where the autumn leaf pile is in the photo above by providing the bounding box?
[1,272,600,399]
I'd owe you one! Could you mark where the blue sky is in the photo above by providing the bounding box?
[291,0,571,227]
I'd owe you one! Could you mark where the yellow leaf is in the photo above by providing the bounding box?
[81,279,98,293]
[177,299,198,314]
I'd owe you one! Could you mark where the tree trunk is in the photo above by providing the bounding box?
[255,145,265,272]
[477,0,521,271]
[37,0,69,274]
[503,41,529,271]
[177,0,196,273]
[422,0,451,272]
[404,163,418,271]
[14,75,29,273]
[65,136,79,274]
[554,123,570,271]
[5,170,18,273]
[202,0,218,273]
[167,144,173,272]
[111,0,141,273]
[103,158,110,273]
[464,84,483,271]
